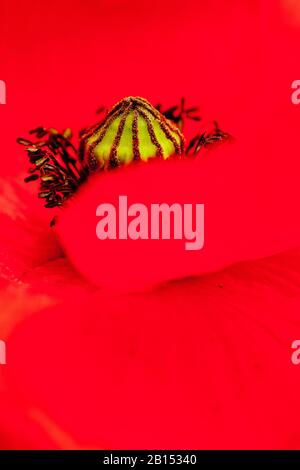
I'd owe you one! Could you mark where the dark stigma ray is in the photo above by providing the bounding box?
[132,109,140,161]
[109,103,132,167]
[139,109,164,157]
[87,103,128,169]
[157,119,182,155]
[80,100,130,161]
[136,97,184,153]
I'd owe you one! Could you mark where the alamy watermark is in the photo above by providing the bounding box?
[0,340,6,365]
[291,80,300,105]
[0,80,6,105]
[291,340,300,365]
[96,196,204,251]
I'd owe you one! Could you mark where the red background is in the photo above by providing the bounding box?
[2,0,300,287]
[0,0,298,174]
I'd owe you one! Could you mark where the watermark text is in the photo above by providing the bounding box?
[96,196,204,251]
[0,80,6,105]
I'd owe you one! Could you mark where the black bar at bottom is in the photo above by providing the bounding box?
[0,450,300,466]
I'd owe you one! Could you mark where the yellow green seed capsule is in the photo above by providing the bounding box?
[80,96,185,171]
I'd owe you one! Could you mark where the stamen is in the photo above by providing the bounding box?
[17,128,88,213]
